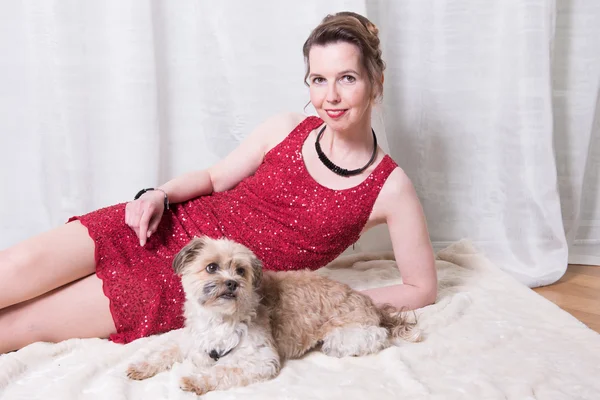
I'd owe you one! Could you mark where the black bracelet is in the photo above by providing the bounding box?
[134,188,170,211]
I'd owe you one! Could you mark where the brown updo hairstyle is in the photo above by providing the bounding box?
[302,11,386,100]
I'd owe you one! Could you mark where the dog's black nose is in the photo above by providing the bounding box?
[225,280,238,291]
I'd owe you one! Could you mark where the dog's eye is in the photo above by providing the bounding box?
[236,267,245,277]
[205,263,219,273]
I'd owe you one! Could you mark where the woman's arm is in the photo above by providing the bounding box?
[159,112,306,202]
[361,168,437,310]
[130,112,306,245]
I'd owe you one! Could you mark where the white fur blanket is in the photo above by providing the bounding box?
[1,240,599,399]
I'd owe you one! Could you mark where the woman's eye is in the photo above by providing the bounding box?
[206,263,219,273]
[341,75,356,83]
[236,268,245,277]
[312,77,325,84]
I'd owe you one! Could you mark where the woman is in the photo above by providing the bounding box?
[0,11,437,353]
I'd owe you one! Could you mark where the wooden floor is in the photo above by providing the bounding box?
[533,264,600,333]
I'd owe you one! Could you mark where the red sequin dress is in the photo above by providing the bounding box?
[69,116,398,344]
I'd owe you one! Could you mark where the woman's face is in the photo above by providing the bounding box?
[308,42,374,133]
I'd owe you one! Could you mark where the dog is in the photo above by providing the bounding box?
[126,236,421,396]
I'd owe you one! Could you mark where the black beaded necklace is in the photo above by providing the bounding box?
[314,125,378,177]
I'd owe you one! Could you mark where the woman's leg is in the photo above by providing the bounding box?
[0,273,116,353]
[0,220,96,309]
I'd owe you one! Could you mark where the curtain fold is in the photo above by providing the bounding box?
[1,0,598,286]
[552,0,600,266]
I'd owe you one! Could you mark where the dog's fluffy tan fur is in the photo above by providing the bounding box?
[126,236,421,395]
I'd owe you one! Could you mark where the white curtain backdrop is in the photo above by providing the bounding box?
[0,0,598,287]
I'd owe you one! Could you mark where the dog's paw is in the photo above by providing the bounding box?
[180,376,211,395]
[126,362,156,380]
[321,326,389,357]
[321,343,363,358]
[320,345,346,358]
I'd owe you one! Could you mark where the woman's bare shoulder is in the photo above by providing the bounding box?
[265,111,308,136]
[369,165,417,220]
[260,112,310,151]
[379,166,417,204]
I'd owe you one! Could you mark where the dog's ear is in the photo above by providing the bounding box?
[173,236,207,275]
[250,255,263,289]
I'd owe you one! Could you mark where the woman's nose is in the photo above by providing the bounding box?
[326,83,341,104]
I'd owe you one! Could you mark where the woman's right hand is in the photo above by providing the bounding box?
[125,191,165,246]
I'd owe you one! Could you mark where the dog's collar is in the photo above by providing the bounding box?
[208,348,233,362]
